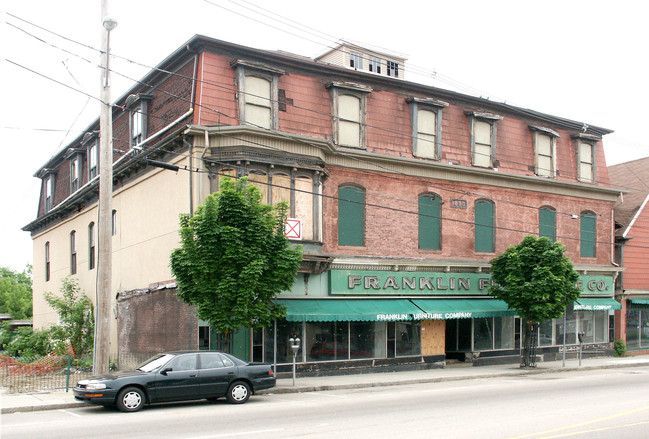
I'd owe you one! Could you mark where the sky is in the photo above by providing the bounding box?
[1,0,648,273]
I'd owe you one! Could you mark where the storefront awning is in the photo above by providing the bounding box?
[410,299,517,319]
[573,297,621,311]
[628,298,649,309]
[277,299,423,322]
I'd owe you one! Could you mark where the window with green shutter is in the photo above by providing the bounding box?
[338,185,365,246]
[539,206,556,241]
[419,194,441,250]
[580,211,596,257]
[475,200,494,252]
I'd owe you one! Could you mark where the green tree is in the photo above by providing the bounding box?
[44,277,95,356]
[489,236,581,367]
[170,177,302,335]
[0,265,33,319]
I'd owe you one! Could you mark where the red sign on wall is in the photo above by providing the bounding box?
[284,218,302,240]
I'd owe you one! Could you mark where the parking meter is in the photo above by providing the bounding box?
[577,332,584,366]
[289,337,300,386]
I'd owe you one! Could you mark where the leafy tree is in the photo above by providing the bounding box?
[489,236,581,367]
[170,177,302,335]
[0,323,54,357]
[0,265,33,319]
[44,277,95,356]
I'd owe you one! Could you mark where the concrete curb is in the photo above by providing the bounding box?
[3,360,648,414]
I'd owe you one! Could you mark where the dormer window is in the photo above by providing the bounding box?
[350,52,363,69]
[466,111,502,168]
[231,60,284,131]
[573,133,599,183]
[407,97,448,160]
[125,94,152,149]
[368,56,381,74]
[45,174,54,212]
[387,61,399,77]
[530,126,559,178]
[326,81,372,149]
[88,141,98,180]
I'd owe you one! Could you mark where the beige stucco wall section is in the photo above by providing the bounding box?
[30,152,209,355]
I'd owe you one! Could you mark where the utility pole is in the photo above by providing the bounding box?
[94,0,117,376]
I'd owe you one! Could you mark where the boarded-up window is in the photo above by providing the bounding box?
[338,94,361,147]
[244,76,272,129]
[295,176,314,240]
[580,212,596,257]
[338,186,364,246]
[539,207,556,241]
[248,171,269,203]
[475,200,494,253]
[473,120,492,168]
[271,174,291,205]
[416,110,437,159]
[418,194,441,250]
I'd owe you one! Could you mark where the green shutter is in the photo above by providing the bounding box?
[539,208,556,241]
[338,186,365,246]
[419,195,441,250]
[580,212,596,257]
[475,201,494,252]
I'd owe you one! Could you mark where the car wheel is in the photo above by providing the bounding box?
[226,381,250,404]
[116,387,145,412]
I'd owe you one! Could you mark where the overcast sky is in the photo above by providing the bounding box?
[1,0,647,273]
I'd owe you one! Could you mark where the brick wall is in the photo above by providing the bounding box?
[322,165,614,264]
[117,287,198,357]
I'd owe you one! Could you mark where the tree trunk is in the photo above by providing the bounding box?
[521,319,538,368]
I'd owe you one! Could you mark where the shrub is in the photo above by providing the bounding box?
[614,339,627,357]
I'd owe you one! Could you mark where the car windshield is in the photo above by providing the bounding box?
[136,354,175,372]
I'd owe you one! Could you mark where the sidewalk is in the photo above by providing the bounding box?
[3,355,649,414]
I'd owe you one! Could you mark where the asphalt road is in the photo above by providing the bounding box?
[2,367,649,439]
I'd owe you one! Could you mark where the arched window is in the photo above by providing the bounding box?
[580,211,596,257]
[539,206,556,241]
[475,200,495,253]
[418,194,441,250]
[338,185,365,246]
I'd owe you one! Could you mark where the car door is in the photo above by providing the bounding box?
[198,353,237,398]
[153,353,200,402]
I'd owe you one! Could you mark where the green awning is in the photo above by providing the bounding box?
[410,299,517,319]
[628,299,649,309]
[574,297,621,311]
[277,299,422,322]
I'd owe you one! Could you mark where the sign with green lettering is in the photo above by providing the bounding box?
[329,270,614,297]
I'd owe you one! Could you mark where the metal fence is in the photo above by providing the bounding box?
[0,352,158,394]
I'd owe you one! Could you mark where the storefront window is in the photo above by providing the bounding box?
[539,319,553,347]
[265,320,303,364]
[577,311,594,344]
[306,322,348,361]
[556,309,577,345]
[458,319,472,351]
[395,321,420,357]
[641,311,649,348]
[350,321,386,359]
[494,317,515,350]
[626,310,640,349]
[594,312,608,343]
[474,318,493,350]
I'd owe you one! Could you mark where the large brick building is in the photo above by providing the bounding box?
[24,37,622,371]
[609,157,649,354]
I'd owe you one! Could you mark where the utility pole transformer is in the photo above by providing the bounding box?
[94,0,116,376]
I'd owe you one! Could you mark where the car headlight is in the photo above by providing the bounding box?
[78,380,107,390]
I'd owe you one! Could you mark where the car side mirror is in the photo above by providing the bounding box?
[161,367,173,375]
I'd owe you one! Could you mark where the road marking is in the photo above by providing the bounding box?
[185,428,284,438]
[539,420,649,438]
[507,405,649,439]
[59,409,82,417]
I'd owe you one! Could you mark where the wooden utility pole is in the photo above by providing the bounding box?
[94,0,116,376]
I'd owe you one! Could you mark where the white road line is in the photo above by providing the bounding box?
[59,409,82,417]
[185,428,285,438]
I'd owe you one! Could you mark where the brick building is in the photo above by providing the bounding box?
[609,157,649,354]
[24,36,622,371]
